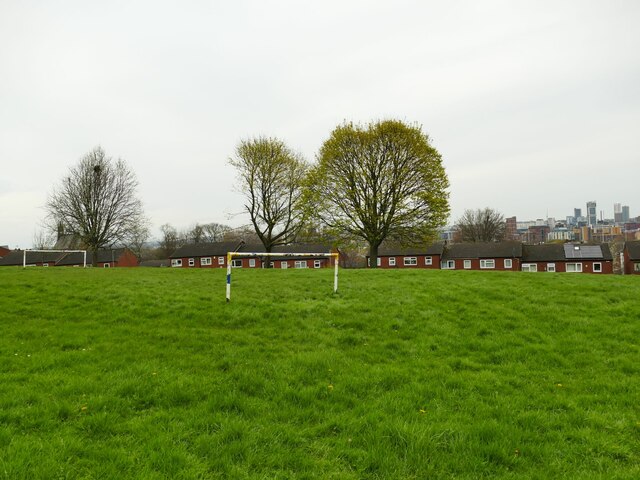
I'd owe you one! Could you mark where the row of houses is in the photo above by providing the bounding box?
[0,248,138,267]
[2,240,640,274]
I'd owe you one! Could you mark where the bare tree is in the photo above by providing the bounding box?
[307,120,450,268]
[229,137,308,261]
[32,229,56,250]
[46,146,146,266]
[124,218,151,259]
[456,208,506,242]
[200,222,232,243]
[159,223,180,258]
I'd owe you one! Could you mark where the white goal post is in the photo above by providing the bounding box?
[23,249,87,268]
[226,251,339,302]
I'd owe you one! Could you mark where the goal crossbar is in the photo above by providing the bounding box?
[226,251,339,302]
[23,249,88,268]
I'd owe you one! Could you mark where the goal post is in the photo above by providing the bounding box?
[226,251,339,302]
[23,249,87,268]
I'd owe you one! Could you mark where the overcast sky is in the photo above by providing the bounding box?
[1,0,639,248]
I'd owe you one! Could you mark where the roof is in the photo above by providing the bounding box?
[624,240,640,260]
[377,243,445,257]
[139,259,171,267]
[170,241,244,258]
[443,241,523,260]
[522,244,566,262]
[55,248,128,266]
[523,243,612,262]
[0,250,63,266]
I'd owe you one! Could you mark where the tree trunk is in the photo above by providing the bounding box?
[92,247,99,267]
[368,243,379,269]
[263,245,273,269]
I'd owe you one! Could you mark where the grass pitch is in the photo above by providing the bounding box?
[1,267,639,479]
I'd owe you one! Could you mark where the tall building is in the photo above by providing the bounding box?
[574,208,582,218]
[622,205,630,223]
[505,216,518,240]
[614,203,622,223]
[586,201,597,226]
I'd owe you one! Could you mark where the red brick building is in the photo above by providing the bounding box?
[521,244,613,273]
[368,243,445,268]
[440,241,523,271]
[622,240,640,274]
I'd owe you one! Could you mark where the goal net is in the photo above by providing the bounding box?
[23,249,88,268]
[225,251,339,302]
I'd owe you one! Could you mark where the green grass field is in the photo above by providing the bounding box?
[1,267,638,479]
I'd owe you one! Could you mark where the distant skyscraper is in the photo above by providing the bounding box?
[574,208,582,218]
[505,216,518,240]
[622,205,630,223]
[614,203,623,223]
[586,201,597,226]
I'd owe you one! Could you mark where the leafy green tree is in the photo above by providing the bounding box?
[230,137,308,261]
[307,120,449,267]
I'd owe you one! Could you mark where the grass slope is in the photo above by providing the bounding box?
[0,267,638,479]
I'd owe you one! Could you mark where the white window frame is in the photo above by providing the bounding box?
[566,262,582,273]
[201,257,212,266]
[188,258,195,267]
[314,260,321,268]
[547,263,556,272]
[249,258,256,268]
[634,262,640,272]
[404,257,417,266]
[218,256,225,265]
[522,264,537,272]
[463,259,472,269]
[231,259,243,268]
[480,259,495,269]
[592,262,602,273]
[425,256,432,266]
[442,260,455,270]
[171,259,182,268]
[281,261,288,269]
[43,263,49,267]
[504,259,512,269]
[389,257,396,267]
[294,260,308,268]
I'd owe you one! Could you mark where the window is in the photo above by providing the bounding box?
[188,258,195,267]
[634,262,640,272]
[425,256,433,266]
[504,259,512,269]
[218,256,224,265]
[592,262,602,273]
[463,260,472,269]
[522,264,537,272]
[377,257,381,267]
[201,257,212,266]
[171,259,182,267]
[547,263,556,272]
[281,261,288,269]
[295,260,308,268]
[231,259,243,268]
[442,260,455,269]
[104,263,110,268]
[389,257,396,266]
[480,259,495,269]
[566,263,582,273]
[404,257,417,266]
[43,263,49,267]
[249,259,256,268]
[314,260,321,268]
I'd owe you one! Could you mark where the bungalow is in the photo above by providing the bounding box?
[0,248,139,268]
[521,243,613,273]
[55,248,139,268]
[0,250,62,267]
[622,240,640,274]
[0,245,10,258]
[440,241,522,271]
[169,241,335,268]
[368,243,445,268]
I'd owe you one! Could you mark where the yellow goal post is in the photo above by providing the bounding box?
[225,251,339,302]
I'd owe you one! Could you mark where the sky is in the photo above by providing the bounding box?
[1,0,639,248]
